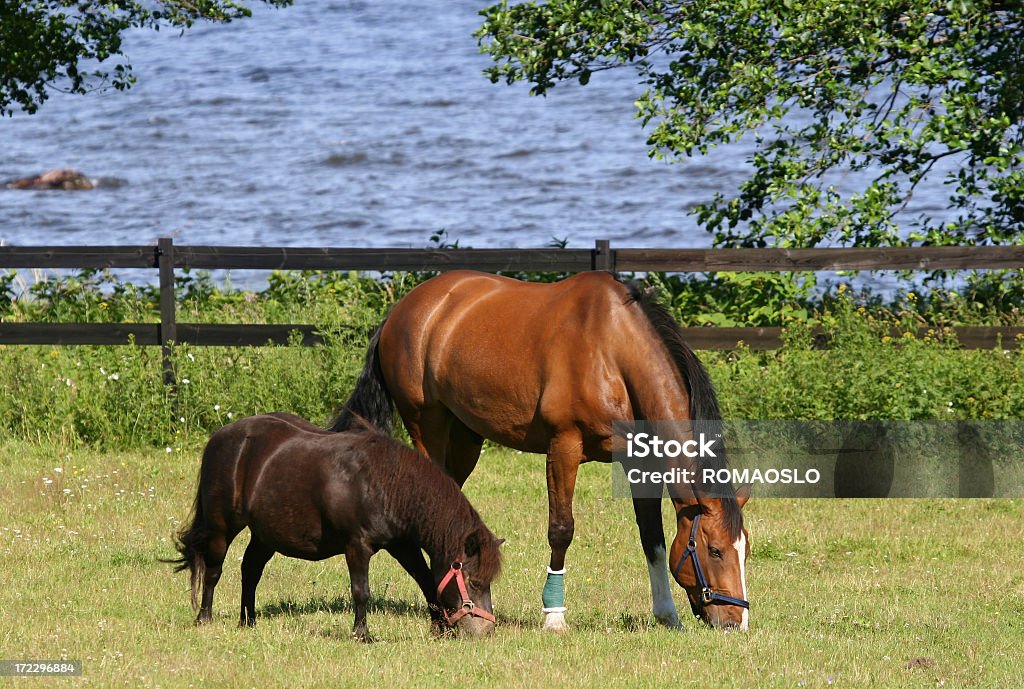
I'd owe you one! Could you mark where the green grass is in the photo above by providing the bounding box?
[2,440,1022,688]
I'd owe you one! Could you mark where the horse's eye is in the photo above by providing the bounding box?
[709,546,722,558]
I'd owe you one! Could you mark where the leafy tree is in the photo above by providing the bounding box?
[0,1,292,116]
[477,1,1023,248]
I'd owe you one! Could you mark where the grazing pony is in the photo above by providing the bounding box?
[332,270,749,631]
[166,413,502,641]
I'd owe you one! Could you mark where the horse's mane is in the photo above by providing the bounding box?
[364,434,502,584]
[623,281,743,540]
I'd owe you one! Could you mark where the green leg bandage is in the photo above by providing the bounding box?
[542,567,566,613]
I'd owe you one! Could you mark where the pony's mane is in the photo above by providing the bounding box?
[363,433,502,583]
[624,281,743,540]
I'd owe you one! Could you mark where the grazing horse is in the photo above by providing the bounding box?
[332,270,750,631]
[165,413,502,641]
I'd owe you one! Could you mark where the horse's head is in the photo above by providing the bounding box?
[435,526,503,637]
[669,485,750,630]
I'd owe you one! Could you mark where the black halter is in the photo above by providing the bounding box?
[673,512,750,609]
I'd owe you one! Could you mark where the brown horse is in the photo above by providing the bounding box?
[332,270,750,631]
[166,412,502,641]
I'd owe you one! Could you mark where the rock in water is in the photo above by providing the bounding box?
[6,168,94,190]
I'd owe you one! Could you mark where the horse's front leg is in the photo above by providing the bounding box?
[542,432,582,632]
[345,544,375,643]
[631,495,683,629]
[387,543,448,636]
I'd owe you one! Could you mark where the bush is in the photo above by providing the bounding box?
[0,268,1020,451]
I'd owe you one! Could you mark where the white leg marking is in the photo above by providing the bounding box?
[648,545,681,628]
[734,533,749,631]
[541,611,570,632]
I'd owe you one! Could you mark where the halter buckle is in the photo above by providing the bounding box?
[702,588,715,605]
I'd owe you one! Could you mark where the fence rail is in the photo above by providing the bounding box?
[1,238,1022,385]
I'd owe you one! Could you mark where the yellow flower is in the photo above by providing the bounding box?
[881,336,892,343]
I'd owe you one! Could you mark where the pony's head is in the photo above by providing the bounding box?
[669,486,750,630]
[435,525,503,637]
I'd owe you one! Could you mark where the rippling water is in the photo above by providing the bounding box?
[1,1,952,280]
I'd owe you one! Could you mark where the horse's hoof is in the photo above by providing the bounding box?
[541,611,570,633]
[654,614,685,631]
[353,632,374,644]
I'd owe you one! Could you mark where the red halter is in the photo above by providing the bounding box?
[436,559,496,625]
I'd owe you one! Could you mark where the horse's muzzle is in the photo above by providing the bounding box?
[457,615,496,637]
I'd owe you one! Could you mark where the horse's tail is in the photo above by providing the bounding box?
[329,320,394,433]
[161,489,209,611]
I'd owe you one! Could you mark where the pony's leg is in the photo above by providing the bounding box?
[631,496,683,629]
[239,537,274,628]
[445,419,484,487]
[386,543,446,634]
[196,529,235,625]
[542,432,582,633]
[345,544,375,643]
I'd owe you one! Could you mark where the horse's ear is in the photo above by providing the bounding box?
[736,483,751,508]
[495,538,506,548]
[464,530,480,556]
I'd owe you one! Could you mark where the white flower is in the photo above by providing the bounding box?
[165,447,172,454]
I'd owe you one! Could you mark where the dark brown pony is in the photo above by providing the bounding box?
[166,412,502,641]
[332,270,750,631]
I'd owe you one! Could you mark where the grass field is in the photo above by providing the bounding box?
[2,439,1022,688]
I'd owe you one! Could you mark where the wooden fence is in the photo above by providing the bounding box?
[1,238,1022,386]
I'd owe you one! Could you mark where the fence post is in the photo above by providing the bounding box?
[593,239,615,273]
[158,237,177,389]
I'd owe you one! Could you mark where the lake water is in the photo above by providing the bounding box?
[1,1,952,291]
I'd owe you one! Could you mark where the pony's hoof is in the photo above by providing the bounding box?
[353,632,374,644]
[541,611,570,633]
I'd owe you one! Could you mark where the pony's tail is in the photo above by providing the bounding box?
[329,320,394,433]
[161,492,209,611]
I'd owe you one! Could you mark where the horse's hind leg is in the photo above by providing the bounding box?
[239,537,275,627]
[398,404,452,465]
[345,543,375,643]
[196,526,241,625]
[445,419,483,487]
[631,496,682,629]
